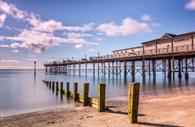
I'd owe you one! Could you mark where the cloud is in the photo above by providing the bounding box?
[87,48,95,52]
[0,59,19,63]
[185,0,195,10]
[0,0,27,19]
[97,17,152,36]
[0,0,99,53]
[11,49,19,53]
[0,14,7,27]
[141,14,152,22]
[0,44,9,48]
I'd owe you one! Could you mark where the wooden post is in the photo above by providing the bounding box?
[142,59,145,79]
[74,82,78,101]
[148,60,151,76]
[49,81,51,88]
[56,81,59,91]
[128,82,140,123]
[185,57,189,79]
[98,84,106,112]
[60,82,64,94]
[52,81,55,91]
[172,57,175,80]
[83,83,89,106]
[93,63,95,77]
[152,60,156,79]
[168,58,171,79]
[178,59,182,78]
[124,61,127,78]
[132,61,135,82]
[66,82,70,97]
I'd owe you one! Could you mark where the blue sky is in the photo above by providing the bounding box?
[0,0,195,69]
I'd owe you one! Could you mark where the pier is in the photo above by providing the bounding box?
[44,32,195,80]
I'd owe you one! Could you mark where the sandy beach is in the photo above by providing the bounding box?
[1,93,195,127]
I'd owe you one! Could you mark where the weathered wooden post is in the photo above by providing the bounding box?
[60,82,64,94]
[66,82,70,97]
[49,81,51,88]
[98,84,106,112]
[52,81,55,91]
[74,82,78,101]
[83,83,89,106]
[128,82,140,123]
[56,81,59,91]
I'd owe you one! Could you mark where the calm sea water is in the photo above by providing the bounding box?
[0,69,195,117]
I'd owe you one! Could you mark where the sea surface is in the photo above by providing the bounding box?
[0,69,195,117]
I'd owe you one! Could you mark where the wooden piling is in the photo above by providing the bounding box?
[128,82,140,123]
[168,58,171,78]
[98,84,106,112]
[152,60,156,79]
[142,59,145,79]
[52,81,55,91]
[60,82,64,94]
[74,82,78,101]
[56,81,59,91]
[131,61,135,82]
[172,57,175,79]
[185,57,189,79]
[66,82,70,97]
[83,83,89,106]
[178,58,182,78]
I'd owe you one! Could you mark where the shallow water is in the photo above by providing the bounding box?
[0,69,195,117]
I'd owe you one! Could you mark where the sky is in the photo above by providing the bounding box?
[0,0,195,69]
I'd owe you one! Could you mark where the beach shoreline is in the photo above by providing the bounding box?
[1,93,195,127]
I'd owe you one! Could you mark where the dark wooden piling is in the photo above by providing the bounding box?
[142,59,145,79]
[131,61,135,82]
[178,58,182,78]
[52,81,55,91]
[60,82,64,94]
[56,81,59,91]
[172,57,175,79]
[98,84,106,112]
[185,57,189,79]
[74,82,78,101]
[168,58,172,78]
[83,83,89,106]
[66,82,70,97]
[128,82,140,123]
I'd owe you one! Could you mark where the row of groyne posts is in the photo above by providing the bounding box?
[45,57,195,80]
[42,80,140,123]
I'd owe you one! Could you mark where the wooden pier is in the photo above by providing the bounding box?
[44,32,195,80]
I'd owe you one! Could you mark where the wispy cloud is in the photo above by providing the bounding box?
[0,0,98,53]
[0,59,19,63]
[141,14,152,22]
[0,14,7,27]
[185,0,195,10]
[97,17,152,37]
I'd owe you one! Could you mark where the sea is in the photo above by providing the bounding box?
[0,69,195,117]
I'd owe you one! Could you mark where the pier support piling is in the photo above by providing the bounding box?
[178,58,182,78]
[131,61,135,82]
[168,59,172,79]
[185,57,189,79]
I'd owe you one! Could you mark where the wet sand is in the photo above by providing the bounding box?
[0,93,195,127]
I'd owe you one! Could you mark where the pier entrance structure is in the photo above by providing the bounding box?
[44,32,195,80]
